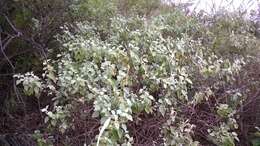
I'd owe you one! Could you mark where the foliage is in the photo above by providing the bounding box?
[199,11,260,57]
[117,0,161,16]
[14,8,256,145]
[32,130,53,146]
[0,0,78,113]
[14,72,42,97]
[207,124,238,146]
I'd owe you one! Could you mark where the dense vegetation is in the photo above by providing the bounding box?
[1,0,260,146]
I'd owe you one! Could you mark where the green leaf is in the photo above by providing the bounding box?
[222,136,235,146]
[251,138,260,146]
[47,72,56,83]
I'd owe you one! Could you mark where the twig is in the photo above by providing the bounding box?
[2,36,15,51]
[0,34,15,70]
[2,14,21,36]
[0,13,28,127]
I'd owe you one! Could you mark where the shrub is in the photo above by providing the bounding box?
[14,11,250,145]
[117,0,161,17]
[0,0,78,113]
[200,11,260,57]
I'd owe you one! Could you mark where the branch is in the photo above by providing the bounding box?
[2,13,22,37]
[0,33,15,70]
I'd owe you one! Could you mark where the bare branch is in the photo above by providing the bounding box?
[0,33,15,70]
[2,13,22,37]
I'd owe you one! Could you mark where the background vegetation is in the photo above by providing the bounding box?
[0,0,260,146]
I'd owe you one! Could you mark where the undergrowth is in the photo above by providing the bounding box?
[14,9,260,145]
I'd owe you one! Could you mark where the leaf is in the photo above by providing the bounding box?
[44,117,49,123]
[131,103,141,113]
[186,78,192,84]
[159,105,166,116]
[92,111,99,118]
[16,80,22,85]
[34,87,40,97]
[222,136,235,146]
[35,81,41,88]
[47,72,57,83]
[96,117,111,146]
[110,128,121,142]
[165,98,172,105]
[251,138,260,146]
[125,114,133,121]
